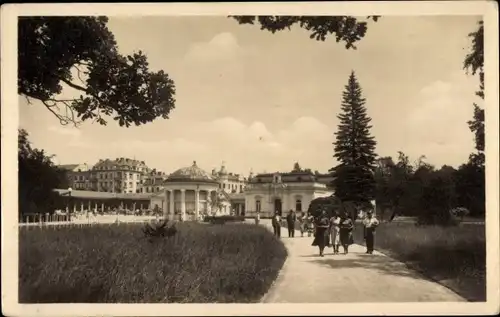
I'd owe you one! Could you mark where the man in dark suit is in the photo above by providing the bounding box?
[286,209,297,238]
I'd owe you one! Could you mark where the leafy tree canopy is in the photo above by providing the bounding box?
[463,20,484,167]
[19,17,176,127]
[292,162,302,172]
[18,129,68,216]
[230,16,379,49]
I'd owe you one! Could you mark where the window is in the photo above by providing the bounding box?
[295,199,302,212]
[256,200,261,212]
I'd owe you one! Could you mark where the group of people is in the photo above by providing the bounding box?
[268,210,315,238]
[263,207,380,257]
[313,208,380,256]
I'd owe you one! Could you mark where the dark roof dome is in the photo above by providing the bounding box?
[166,161,218,184]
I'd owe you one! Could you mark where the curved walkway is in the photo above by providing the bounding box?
[258,220,466,303]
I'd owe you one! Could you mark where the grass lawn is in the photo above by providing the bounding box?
[352,222,486,302]
[19,222,287,303]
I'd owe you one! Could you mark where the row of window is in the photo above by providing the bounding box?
[142,187,162,193]
[219,183,245,192]
[254,199,302,212]
[71,172,144,181]
[93,165,145,172]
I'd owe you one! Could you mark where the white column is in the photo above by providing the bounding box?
[88,200,91,211]
[101,203,104,213]
[181,189,186,221]
[207,190,212,215]
[94,202,97,212]
[73,204,77,214]
[164,189,169,219]
[81,203,84,212]
[169,190,175,221]
[195,189,200,221]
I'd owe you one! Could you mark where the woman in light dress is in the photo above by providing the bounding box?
[305,212,315,237]
[329,210,341,255]
[255,211,260,225]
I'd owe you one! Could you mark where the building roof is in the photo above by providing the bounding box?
[93,158,147,170]
[250,171,334,185]
[53,189,153,200]
[58,164,81,171]
[165,161,219,184]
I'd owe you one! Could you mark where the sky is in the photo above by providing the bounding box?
[19,15,483,176]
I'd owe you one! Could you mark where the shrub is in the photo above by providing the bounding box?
[203,215,245,224]
[19,222,287,303]
[417,174,458,226]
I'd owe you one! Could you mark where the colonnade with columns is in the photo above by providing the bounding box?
[162,183,225,221]
[65,199,150,214]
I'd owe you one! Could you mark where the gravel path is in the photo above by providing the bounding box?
[258,220,466,303]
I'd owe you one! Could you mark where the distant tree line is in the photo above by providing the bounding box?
[373,152,485,224]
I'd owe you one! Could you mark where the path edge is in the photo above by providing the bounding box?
[371,247,469,302]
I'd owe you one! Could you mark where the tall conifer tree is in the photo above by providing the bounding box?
[330,71,377,206]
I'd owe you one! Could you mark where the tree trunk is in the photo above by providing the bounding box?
[389,208,397,222]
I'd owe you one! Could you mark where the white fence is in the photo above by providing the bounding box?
[19,214,159,228]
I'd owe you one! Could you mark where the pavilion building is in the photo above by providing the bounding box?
[150,161,232,221]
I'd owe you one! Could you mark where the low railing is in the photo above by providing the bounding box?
[18,214,158,228]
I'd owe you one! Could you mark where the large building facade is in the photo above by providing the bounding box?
[59,158,168,194]
[59,163,91,191]
[60,158,335,220]
[244,171,334,218]
[211,163,247,194]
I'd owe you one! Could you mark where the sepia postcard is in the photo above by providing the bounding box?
[1,1,499,316]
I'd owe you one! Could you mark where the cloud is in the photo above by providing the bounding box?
[400,71,477,166]
[184,32,242,62]
[98,116,335,175]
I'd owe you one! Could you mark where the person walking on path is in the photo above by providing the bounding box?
[363,210,380,254]
[298,212,306,237]
[305,212,315,237]
[272,211,282,238]
[329,210,341,255]
[286,210,297,238]
[311,209,330,257]
[255,211,260,225]
[339,212,354,254]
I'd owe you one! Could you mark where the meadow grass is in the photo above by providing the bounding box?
[353,222,486,302]
[19,222,287,303]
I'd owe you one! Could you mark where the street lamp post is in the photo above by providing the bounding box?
[67,187,72,222]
